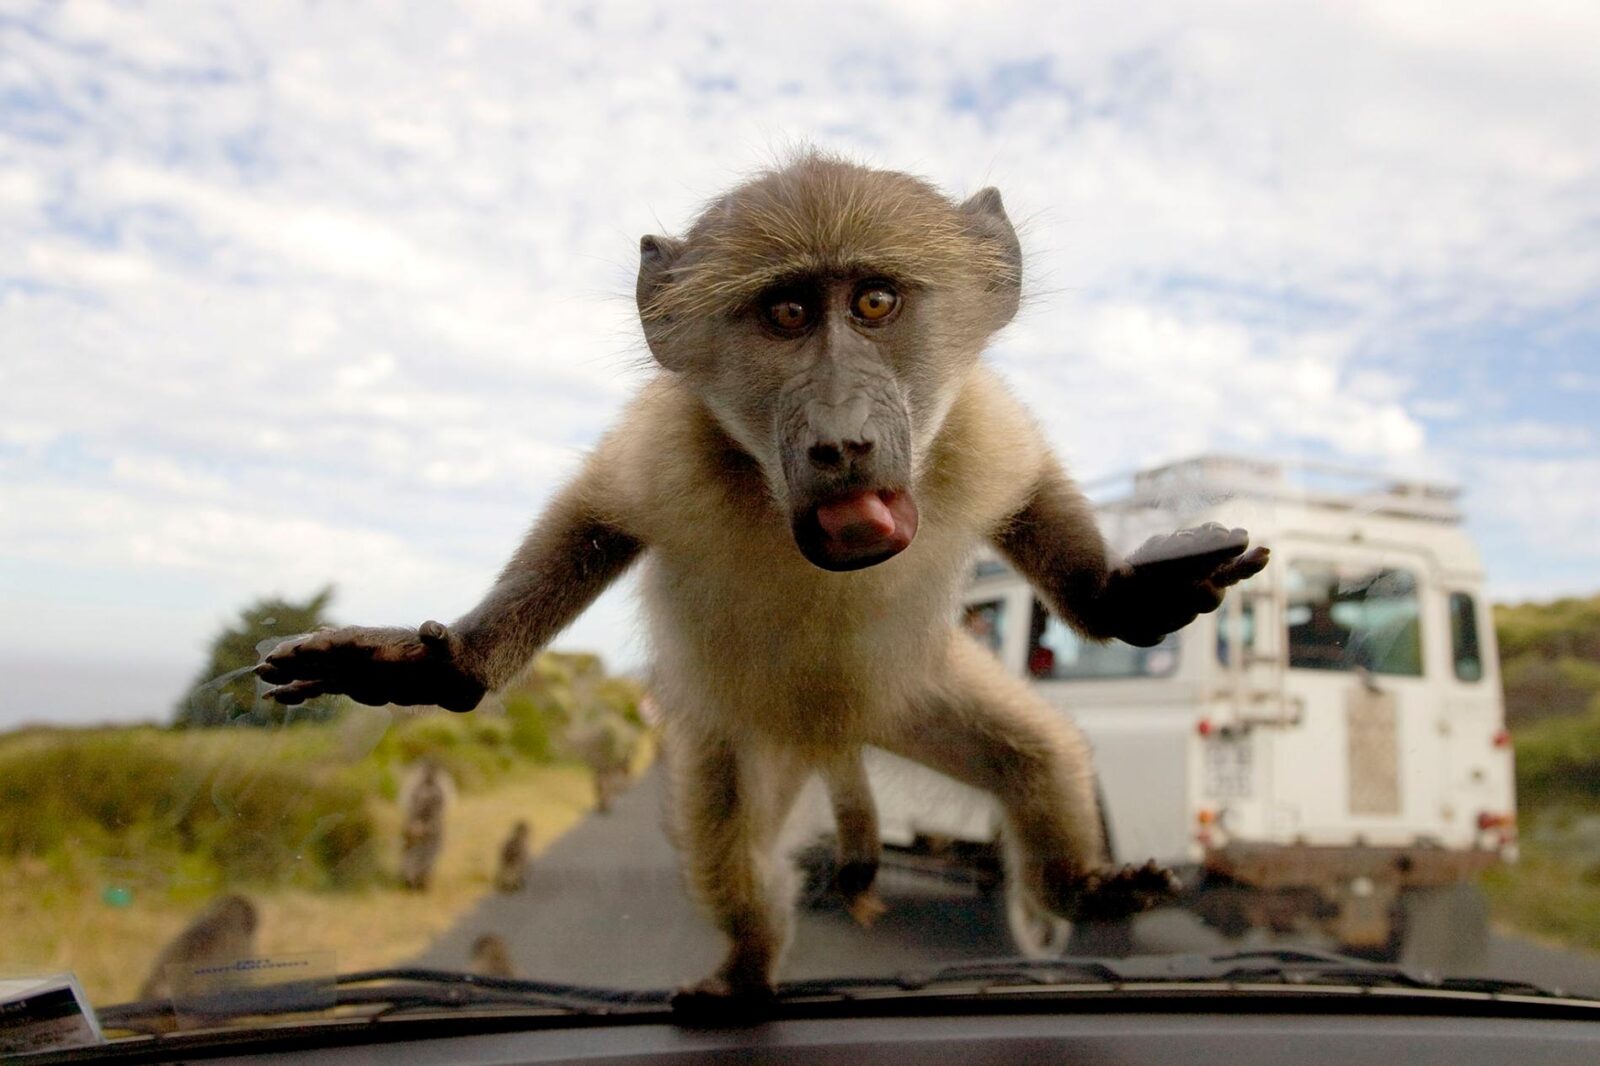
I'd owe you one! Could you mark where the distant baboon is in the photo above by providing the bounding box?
[470,933,518,979]
[494,820,531,892]
[569,716,638,814]
[259,153,1267,1012]
[398,760,452,891]
[138,894,258,1002]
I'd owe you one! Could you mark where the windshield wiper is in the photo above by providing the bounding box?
[781,947,1575,1002]
[99,967,671,1032]
[97,949,1581,1034]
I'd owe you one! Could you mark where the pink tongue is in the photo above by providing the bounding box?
[816,490,897,543]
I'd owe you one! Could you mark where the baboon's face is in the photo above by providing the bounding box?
[638,163,1020,572]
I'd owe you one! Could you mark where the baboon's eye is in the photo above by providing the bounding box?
[852,284,899,322]
[765,297,812,332]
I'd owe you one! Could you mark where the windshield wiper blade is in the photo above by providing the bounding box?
[779,948,1575,1002]
[336,967,671,1011]
[99,967,671,1031]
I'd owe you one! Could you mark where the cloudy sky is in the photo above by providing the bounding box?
[3,1,1597,726]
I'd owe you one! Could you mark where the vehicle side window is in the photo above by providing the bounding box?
[1028,599,1179,680]
[961,599,1007,658]
[1449,591,1483,682]
[1216,599,1256,666]
[1286,563,1423,677]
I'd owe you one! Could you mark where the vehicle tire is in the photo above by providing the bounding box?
[1396,883,1490,972]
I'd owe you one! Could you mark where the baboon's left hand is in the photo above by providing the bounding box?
[1100,523,1269,647]
[254,622,486,712]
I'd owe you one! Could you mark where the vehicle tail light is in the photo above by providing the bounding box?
[1492,728,1511,749]
[1197,808,1218,826]
[1196,717,1214,737]
[1477,811,1514,831]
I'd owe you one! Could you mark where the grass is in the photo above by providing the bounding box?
[1473,699,1600,955]
[1482,841,1600,955]
[0,681,655,1007]
[0,763,599,1005]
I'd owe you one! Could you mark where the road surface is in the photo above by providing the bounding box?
[418,765,1600,997]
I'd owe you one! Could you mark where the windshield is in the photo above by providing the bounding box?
[4,1,1600,1053]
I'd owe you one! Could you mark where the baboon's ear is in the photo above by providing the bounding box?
[959,187,1022,326]
[636,234,691,371]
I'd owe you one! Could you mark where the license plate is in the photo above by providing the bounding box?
[1204,738,1255,799]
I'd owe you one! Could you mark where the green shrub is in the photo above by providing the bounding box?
[1512,693,1600,809]
[0,727,378,889]
[372,712,517,792]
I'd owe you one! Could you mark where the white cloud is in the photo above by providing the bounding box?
[2,0,1598,723]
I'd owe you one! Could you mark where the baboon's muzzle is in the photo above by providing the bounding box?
[792,487,919,571]
[780,372,919,572]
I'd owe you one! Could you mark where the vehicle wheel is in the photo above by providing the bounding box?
[1397,883,1489,972]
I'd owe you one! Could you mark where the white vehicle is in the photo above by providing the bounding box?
[814,455,1516,964]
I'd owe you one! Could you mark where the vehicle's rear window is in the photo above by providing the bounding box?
[1286,563,1423,676]
[1028,599,1179,680]
[1450,591,1484,682]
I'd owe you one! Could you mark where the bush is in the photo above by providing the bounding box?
[1511,693,1600,809]
[0,728,378,890]
[1496,593,1600,726]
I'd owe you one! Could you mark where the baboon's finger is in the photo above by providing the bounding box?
[253,659,290,683]
[264,679,328,705]
[1210,545,1271,588]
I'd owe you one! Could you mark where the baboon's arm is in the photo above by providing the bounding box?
[257,474,642,710]
[994,460,1268,648]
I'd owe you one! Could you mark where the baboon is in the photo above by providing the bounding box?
[138,894,258,1002]
[568,716,637,814]
[470,933,519,979]
[258,153,1267,1011]
[495,820,531,892]
[398,760,451,891]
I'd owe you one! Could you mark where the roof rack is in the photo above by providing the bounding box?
[1083,454,1462,524]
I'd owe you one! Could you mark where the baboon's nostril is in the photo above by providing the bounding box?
[809,442,843,469]
[843,439,874,459]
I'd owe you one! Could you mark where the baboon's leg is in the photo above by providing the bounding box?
[881,636,1172,921]
[667,731,807,1005]
[823,755,885,926]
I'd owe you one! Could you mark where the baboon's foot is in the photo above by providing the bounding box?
[669,973,777,1024]
[1043,859,1181,921]
[835,858,886,926]
[844,887,887,927]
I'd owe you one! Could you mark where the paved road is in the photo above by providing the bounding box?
[419,765,1600,998]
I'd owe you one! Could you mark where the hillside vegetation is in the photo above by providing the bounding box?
[1497,592,1600,726]
[0,649,648,1003]
[0,651,644,895]
[1483,592,1600,951]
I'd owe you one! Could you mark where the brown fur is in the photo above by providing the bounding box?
[641,152,1016,328]
[138,894,258,1002]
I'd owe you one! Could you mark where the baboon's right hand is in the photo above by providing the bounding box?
[255,622,486,712]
